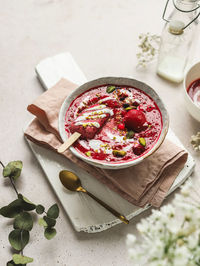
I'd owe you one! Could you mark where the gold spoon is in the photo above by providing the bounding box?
[59,170,129,225]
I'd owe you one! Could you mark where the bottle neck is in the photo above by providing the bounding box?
[175,0,198,11]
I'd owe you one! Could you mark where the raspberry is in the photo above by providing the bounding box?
[124,109,146,132]
[132,143,145,155]
[118,123,125,130]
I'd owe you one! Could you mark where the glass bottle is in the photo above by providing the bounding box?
[156,0,200,83]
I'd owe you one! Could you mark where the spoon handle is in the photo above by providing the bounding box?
[85,190,129,224]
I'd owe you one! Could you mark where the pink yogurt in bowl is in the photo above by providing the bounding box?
[184,62,200,122]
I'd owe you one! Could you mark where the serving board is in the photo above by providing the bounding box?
[25,52,195,233]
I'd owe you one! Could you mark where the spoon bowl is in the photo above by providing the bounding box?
[59,170,82,192]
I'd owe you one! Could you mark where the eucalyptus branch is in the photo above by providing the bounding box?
[0,160,60,266]
[0,161,4,168]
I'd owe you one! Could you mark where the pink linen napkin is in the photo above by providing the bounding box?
[25,79,188,208]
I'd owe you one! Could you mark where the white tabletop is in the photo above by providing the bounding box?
[0,0,200,265]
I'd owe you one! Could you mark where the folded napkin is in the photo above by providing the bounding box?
[25,79,188,208]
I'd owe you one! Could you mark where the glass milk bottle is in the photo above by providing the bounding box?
[156,0,200,83]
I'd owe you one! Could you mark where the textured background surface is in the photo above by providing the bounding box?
[0,0,200,265]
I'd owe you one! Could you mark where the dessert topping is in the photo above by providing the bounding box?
[112,150,127,157]
[106,86,116,93]
[124,109,146,132]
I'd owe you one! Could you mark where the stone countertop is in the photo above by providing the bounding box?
[0,0,200,265]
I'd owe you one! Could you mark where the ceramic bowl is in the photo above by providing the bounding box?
[184,62,200,122]
[59,77,169,169]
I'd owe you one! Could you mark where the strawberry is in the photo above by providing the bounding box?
[124,109,146,132]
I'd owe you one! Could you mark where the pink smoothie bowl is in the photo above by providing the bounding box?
[58,77,169,169]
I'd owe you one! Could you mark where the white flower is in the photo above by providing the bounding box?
[160,204,175,217]
[181,179,193,197]
[166,218,181,234]
[173,246,191,266]
[149,259,168,266]
[136,218,150,234]
[148,239,165,259]
[126,234,136,247]
[126,178,200,266]
[187,232,199,249]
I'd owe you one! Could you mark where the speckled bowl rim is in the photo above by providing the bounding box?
[183,61,200,122]
[59,77,169,169]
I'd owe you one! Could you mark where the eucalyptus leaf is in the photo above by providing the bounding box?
[9,199,23,208]
[44,227,57,240]
[47,204,59,219]
[9,229,29,251]
[14,212,33,231]
[3,161,23,180]
[13,254,33,264]
[0,205,21,218]
[21,195,34,205]
[36,205,45,214]
[0,199,23,218]
[7,260,25,266]
[19,195,36,211]
[0,197,35,217]
[38,218,48,227]
[7,261,16,266]
[43,216,56,228]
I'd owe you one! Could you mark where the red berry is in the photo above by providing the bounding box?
[146,105,154,112]
[132,143,145,155]
[124,109,146,132]
[120,110,127,116]
[118,123,125,130]
[105,99,120,108]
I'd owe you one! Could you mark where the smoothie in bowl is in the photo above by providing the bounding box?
[59,77,169,169]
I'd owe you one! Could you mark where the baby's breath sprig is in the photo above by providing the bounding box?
[136,33,160,68]
[191,131,200,151]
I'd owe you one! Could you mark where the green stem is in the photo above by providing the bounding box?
[0,161,19,198]
[181,218,186,228]
[9,177,19,198]
[20,230,24,257]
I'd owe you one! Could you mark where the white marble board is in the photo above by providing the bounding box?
[25,52,195,233]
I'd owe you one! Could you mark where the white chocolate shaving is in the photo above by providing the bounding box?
[76,113,107,121]
[87,104,107,111]
[76,105,114,123]
[75,121,100,128]
[98,97,114,103]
